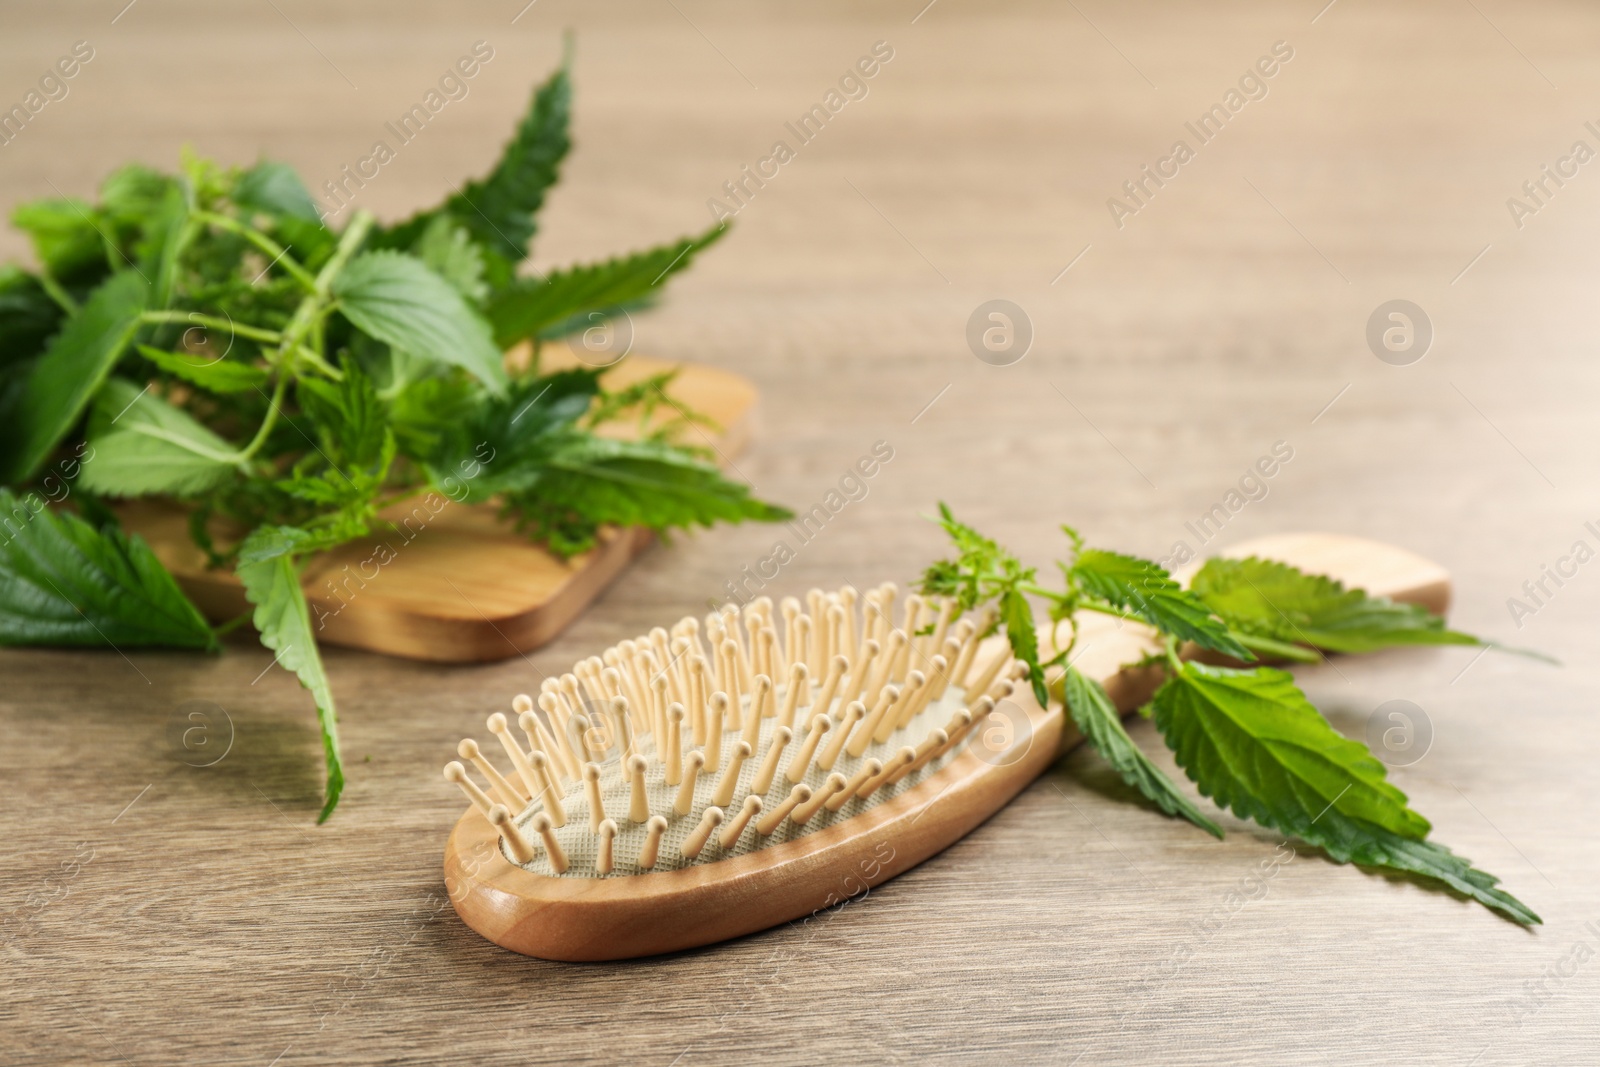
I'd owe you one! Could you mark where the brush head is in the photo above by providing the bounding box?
[442,584,1014,879]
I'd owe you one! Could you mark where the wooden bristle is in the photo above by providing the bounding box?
[596,819,617,876]
[582,763,606,833]
[705,692,728,773]
[786,713,831,784]
[828,758,882,811]
[857,747,916,801]
[525,750,567,827]
[719,795,763,849]
[743,674,771,745]
[627,755,651,823]
[681,806,724,860]
[531,813,567,874]
[664,703,685,786]
[851,686,899,760]
[638,815,668,869]
[490,804,537,864]
[458,738,524,809]
[444,581,1009,876]
[791,773,848,827]
[676,751,706,816]
[756,784,811,835]
[777,661,808,731]
[751,725,792,796]
[444,761,493,817]
[712,741,753,808]
[817,700,866,771]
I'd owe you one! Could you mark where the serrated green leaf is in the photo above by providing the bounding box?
[100,164,179,228]
[0,487,216,650]
[486,225,726,347]
[381,60,570,272]
[387,375,483,459]
[79,378,243,496]
[236,525,343,821]
[295,360,388,467]
[137,344,269,394]
[916,502,1036,616]
[410,216,488,305]
[999,587,1048,706]
[0,265,64,370]
[423,369,600,501]
[0,271,147,484]
[503,435,790,556]
[1152,662,1537,923]
[1192,555,1482,655]
[1072,547,1253,660]
[11,197,107,281]
[235,160,323,224]
[1065,666,1223,838]
[332,251,507,395]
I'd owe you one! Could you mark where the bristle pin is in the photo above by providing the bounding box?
[441,597,1005,878]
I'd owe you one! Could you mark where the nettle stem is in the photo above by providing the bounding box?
[196,211,318,291]
[238,211,373,461]
[139,310,284,345]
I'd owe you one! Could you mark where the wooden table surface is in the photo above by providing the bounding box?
[4,1,1598,1063]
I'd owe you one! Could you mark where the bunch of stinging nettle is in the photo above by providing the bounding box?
[920,505,1543,925]
[0,56,790,819]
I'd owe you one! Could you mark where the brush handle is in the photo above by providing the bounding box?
[444,532,1453,961]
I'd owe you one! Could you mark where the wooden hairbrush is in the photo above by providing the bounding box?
[440,532,1451,961]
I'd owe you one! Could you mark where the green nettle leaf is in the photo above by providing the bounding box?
[100,163,180,227]
[383,61,571,272]
[917,502,1035,615]
[410,216,489,305]
[1152,662,1538,923]
[999,587,1048,705]
[11,197,107,281]
[0,265,63,370]
[424,369,600,501]
[0,488,216,650]
[1071,548,1253,660]
[486,225,727,347]
[236,526,343,822]
[0,271,148,484]
[137,344,270,394]
[296,360,389,467]
[235,160,324,224]
[1064,667,1223,839]
[1192,555,1482,655]
[332,251,507,395]
[79,379,242,497]
[505,436,791,555]
[135,183,194,309]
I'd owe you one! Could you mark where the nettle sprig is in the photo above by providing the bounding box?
[0,52,789,820]
[918,504,1542,925]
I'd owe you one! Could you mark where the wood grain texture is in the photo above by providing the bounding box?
[120,349,760,662]
[3,1,1599,1064]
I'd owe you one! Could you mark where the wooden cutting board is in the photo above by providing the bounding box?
[120,347,760,663]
